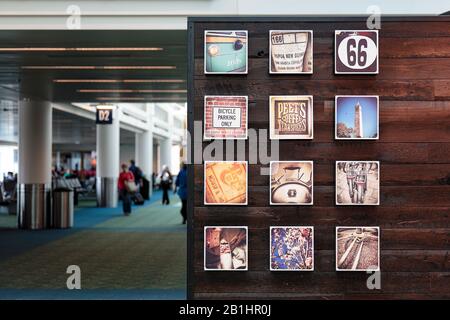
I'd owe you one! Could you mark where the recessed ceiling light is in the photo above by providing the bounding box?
[0,47,163,52]
[53,79,185,83]
[96,97,146,101]
[23,66,96,70]
[22,66,176,70]
[78,89,187,93]
[96,97,186,101]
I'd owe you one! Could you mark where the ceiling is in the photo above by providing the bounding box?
[0,30,187,103]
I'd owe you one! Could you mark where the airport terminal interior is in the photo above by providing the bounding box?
[0,30,187,299]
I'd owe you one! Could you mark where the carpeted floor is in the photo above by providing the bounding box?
[0,190,186,300]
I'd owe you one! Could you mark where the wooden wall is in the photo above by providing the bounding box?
[187,17,450,299]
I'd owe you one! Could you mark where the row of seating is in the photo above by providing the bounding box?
[0,180,17,215]
[53,177,86,192]
[0,177,95,216]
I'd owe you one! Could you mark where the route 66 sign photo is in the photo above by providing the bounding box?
[335,30,379,74]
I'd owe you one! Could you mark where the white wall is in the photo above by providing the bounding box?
[0,0,447,30]
[119,143,135,168]
[171,144,181,175]
[0,145,18,176]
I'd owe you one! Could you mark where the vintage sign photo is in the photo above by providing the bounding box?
[335,95,379,140]
[204,96,248,140]
[204,226,248,271]
[270,161,313,205]
[204,30,248,74]
[269,30,313,74]
[336,227,380,271]
[336,161,380,205]
[269,95,313,139]
[270,226,314,271]
[204,161,248,205]
[335,30,379,74]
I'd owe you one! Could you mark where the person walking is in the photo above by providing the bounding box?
[160,165,173,205]
[129,160,143,192]
[118,163,135,215]
[174,162,187,224]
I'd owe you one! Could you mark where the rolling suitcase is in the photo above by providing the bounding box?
[134,192,145,205]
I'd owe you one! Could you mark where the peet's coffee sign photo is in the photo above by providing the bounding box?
[275,100,308,133]
[270,95,313,139]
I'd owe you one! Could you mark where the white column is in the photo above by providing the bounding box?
[160,137,172,172]
[18,99,52,229]
[55,151,61,171]
[135,105,154,198]
[135,132,153,198]
[96,105,120,207]
[160,107,173,172]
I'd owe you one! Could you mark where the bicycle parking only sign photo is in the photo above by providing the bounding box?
[96,106,114,124]
[335,30,379,74]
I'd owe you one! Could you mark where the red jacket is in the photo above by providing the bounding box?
[118,171,135,190]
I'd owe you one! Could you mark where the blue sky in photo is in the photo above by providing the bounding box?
[336,96,378,138]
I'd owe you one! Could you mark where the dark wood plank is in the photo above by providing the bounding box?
[192,271,449,295]
[194,250,449,272]
[192,79,437,102]
[193,143,450,164]
[194,207,450,228]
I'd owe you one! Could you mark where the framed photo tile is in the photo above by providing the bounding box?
[269,30,313,74]
[204,30,248,74]
[204,226,248,271]
[204,96,248,140]
[270,226,314,271]
[335,30,379,74]
[335,161,380,206]
[269,95,314,139]
[336,226,380,271]
[335,95,379,140]
[270,161,313,205]
[204,161,248,205]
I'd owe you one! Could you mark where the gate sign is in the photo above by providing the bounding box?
[335,30,379,74]
[96,105,114,124]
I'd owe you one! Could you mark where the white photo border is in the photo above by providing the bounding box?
[269,95,314,140]
[269,30,314,75]
[204,30,249,75]
[203,95,248,140]
[204,226,249,271]
[334,30,379,75]
[269,160,314,205]
[335,160,380,206]
[335,226,380,272]
[204,160,248,205]
[334,95,380,140]
[269,226,315,271]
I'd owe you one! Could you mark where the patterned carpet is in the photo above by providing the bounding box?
[0,191,186,299]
